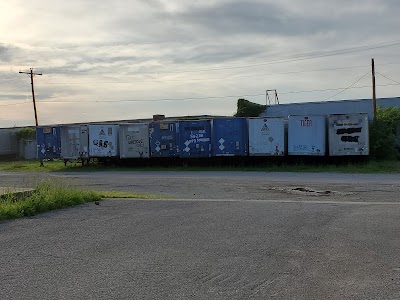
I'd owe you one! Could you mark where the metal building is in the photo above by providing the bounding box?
[261,97,400,120]
[0,128,18,158]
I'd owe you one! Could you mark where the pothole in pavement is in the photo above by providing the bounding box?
[267,186,352,196]
[292,187,332,195]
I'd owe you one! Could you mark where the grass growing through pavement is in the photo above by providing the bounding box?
[0,180,163,222]
[0,159,399,173]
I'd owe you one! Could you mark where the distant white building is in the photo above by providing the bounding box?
[261,97,400,120]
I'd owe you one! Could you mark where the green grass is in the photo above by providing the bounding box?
[0,160,65,172]
[0,181,163,222]
[0,159,399,173]
[96,190,170,199]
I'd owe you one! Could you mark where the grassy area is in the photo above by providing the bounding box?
[0,181,163,222]
[0,160,65,172]
[96,190,170,199]
[0,159,399,173]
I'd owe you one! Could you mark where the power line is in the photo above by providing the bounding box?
[0,101,31,107]
[280,83,399,95]
[38,62,400,86]
[0,82,30,94]
[2,82,399,105]
[31,83,400,104]
[376,72,400,85]
[0,77,25,85]
[41,64,371,85]
[133,39,400,74]
[1,82,399,106]
[322,71,372,101]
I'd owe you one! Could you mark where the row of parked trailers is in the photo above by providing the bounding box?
[35,113,369,162]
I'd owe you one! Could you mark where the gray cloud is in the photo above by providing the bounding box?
[0,44,14,63]
[1,0,400,127]
[167,1,331,36]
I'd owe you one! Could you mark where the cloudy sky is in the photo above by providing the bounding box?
[0,0,399,127]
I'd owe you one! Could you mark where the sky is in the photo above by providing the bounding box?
[0,0,400,128]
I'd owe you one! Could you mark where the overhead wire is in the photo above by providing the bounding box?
[1,82,399,107]
[40,64,371,85]
[0,101,31,107]
[130,39,400,74]
[322,71,372,101]
[33,83,400,104]
[376,72,400,85]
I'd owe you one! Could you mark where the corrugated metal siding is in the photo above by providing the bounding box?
[0,129,18,157]
[262,97,400,120]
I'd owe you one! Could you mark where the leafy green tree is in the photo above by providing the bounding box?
[370,106,400,160]
[234,99,266,117]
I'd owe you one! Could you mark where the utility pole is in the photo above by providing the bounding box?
[19,68,43,166]
[19,68,42,126]
[372,58,377,121]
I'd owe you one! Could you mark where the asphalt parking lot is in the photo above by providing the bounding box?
[1,171,400,299]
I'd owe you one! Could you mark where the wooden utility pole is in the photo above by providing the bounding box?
[19,68,43,166]
[19,68,42,126]
[372,59,377,121]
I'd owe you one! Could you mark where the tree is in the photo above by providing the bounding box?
[370,106,400,160]
[234,99,266,117]
[16,127,36,141]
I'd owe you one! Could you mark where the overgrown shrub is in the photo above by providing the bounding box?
[234,98,266,117]
[370,107,400,160]
[16,127,36,141]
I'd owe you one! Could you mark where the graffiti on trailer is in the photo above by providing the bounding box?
[341,136,360,143]
[93,139,110,148]
[127,136,144,145]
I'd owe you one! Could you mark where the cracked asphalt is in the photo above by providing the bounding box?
[1,171,400,299]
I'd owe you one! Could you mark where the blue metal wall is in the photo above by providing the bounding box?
[261,97,400,120]
[179,120,212,158]
[36,126,61,159]
[149,121,179,157]
[212,118,248,156]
